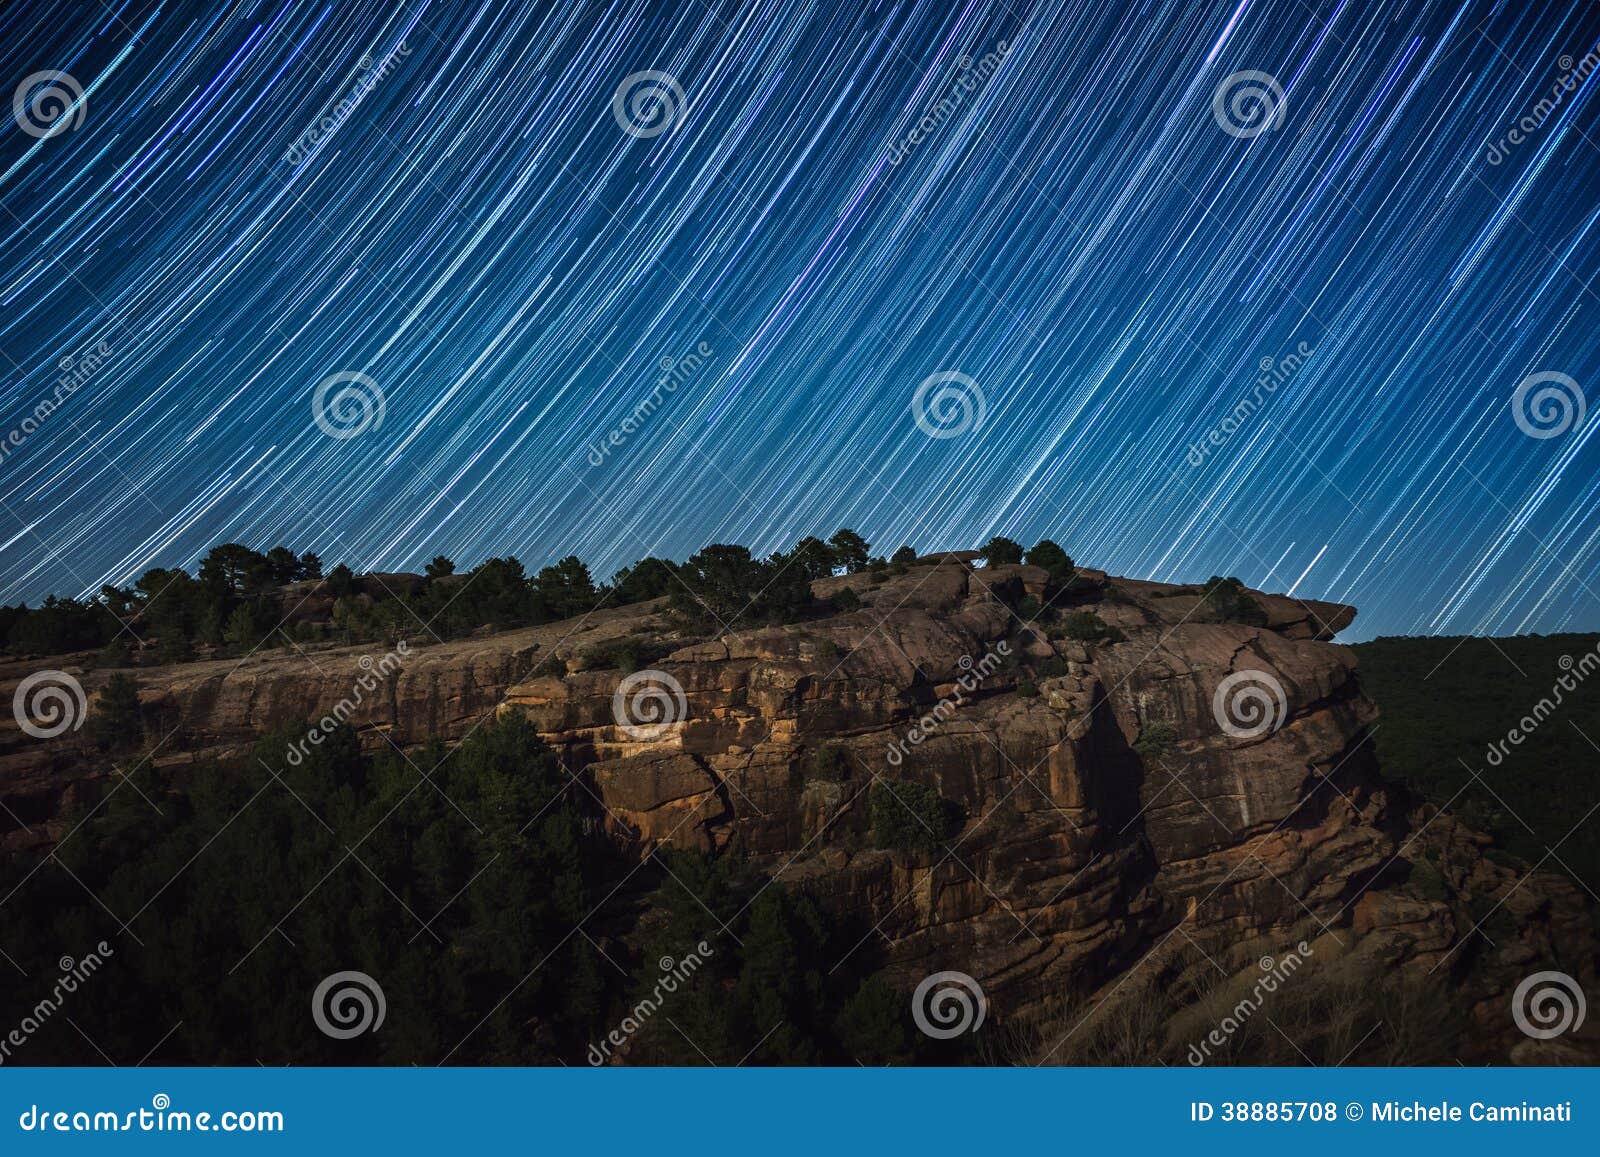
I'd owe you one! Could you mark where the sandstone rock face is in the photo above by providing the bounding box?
[1,557,1591,1057]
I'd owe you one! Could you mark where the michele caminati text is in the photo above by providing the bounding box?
[1369,1100,1572,1123]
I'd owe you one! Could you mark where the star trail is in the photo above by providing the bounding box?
[1,0,1598,640]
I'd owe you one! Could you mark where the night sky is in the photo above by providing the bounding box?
[1,0,1598,641]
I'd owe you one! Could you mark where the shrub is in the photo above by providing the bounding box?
[670,544,812,629]
[828,529,871,575]
[88,673,143,752]
[97,637,133,668]
[578,633,673,674]
[1054,611,1125,643]
[810,744,851,781]
[870,780,952,852]
[979,536,1024,566]
[792,537,837,580]
[1200,576,1267,626]
[1132,722,1178,761]
[609,556,678,604]
[829,588,862,613]
[1024,539,1074,581]
[326,563,356,599]
[889,545,918,566]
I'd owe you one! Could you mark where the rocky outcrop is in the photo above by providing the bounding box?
[1,555,1592,1059]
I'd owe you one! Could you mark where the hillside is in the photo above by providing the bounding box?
[1353,634,1600,887]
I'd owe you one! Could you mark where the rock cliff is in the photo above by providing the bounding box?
[2,554,1592,1058]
